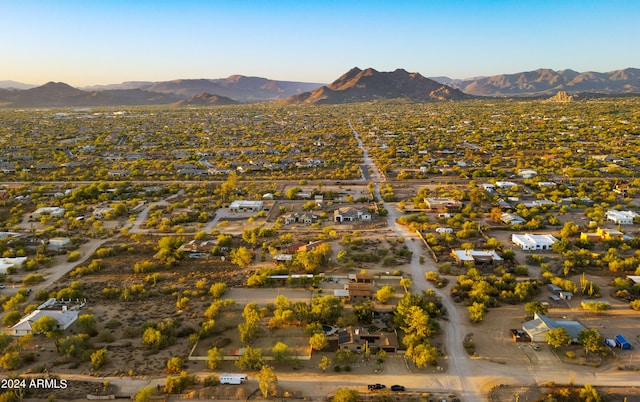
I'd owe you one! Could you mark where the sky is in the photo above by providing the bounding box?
[1,0,640,87]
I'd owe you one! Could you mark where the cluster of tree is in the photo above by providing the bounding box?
[141,318,178,351]
[452,268,540,322]
[393,290,444,368]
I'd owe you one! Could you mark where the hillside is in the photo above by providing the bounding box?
[172,93,239,106]
[0,82,181,107]
[282,67,467,105]
[432,68,640,96]
[85,76,324,102]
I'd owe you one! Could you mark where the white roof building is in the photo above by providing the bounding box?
[451,249,502,265]
[10,309,79,337]
[522,313,586,343]
[32,207,66,218]
[495,181,518,189]
[511,233,558,251]
[229,200,264,212]
[518,169,538,179]
[501,212,526,226]
[606,210,639,225]
[0,257,27,269]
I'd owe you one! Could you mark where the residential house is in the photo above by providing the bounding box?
[606,210,639,225]
[451,249,502,266]
[481,183,496,192]
[0,257,27,274]
[522,313,586,343]
[178,240,216,254]
[283,212,317,225]
[518,169,538,178]
[9,298,85,337]
[579,232,603,243]
[348,273,373,283]
[614,183,631,197]
[298,241,326,253]
[501,212,526,226]
[337,327,399,353]
[595,228,624,241]
[424,198,462,211]
[31,207,66,219]
[107,170,130,177]
[511,234,558,251]
[48,237,71,250]
[346,283,372,301]
[580,228,624,243]
[229,200,264,212]
[495,181,518,189]
[333,207,371,223]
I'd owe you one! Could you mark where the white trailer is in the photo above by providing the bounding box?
[220,374,248,385]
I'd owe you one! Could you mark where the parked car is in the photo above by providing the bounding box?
[368,384,386,391]
[0,285,5,289]
[391,385,405,392]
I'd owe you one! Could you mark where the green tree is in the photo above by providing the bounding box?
[77,314,97,333]
[2,311,22,326]
[142,327,162,350]
[310,295,343,324]
[319,356,331,372]
[578,329,604,355]
[545,327,571,349]
[309,333,328,351]
[352,301,374,324]
[468,302,487,322]
[0,351,21,370]
[207,347,222,370]
[579,384,602,402]
[333,388,358,402]
[134,386,157,402]
[272,341,290,363]
[256,365,278,398]
[524,301,548,318]
[406,342,438,368]
[166,356,183,373]
[90,348,108,370]
[376,285,395,303]
[235,346,265,370]
[31,315,59,334]
[230,247,253,268]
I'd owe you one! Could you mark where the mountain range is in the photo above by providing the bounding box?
[432,68,640,96]
[1,67,640,108]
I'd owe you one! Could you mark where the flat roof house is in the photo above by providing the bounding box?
[337,327,399,353]
[451,249,502,266]
[511,233,558,251]
[229,200,264,212]
[606,210,639,225]
[424,198,462,211]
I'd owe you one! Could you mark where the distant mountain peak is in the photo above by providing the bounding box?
[283,67,466,105]
[173,92,239,106]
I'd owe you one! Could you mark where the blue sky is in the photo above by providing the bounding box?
[1,0,639,86]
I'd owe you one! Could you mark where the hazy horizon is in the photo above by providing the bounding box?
[2,0,640,87]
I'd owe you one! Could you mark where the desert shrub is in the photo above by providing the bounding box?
[203,374,219,387]
[67,251,81,262]
[97,330,115,343]
[22,273,44,285]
